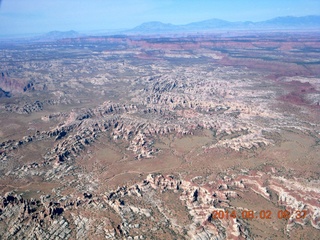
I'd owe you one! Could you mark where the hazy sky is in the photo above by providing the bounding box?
[0,0,319,36]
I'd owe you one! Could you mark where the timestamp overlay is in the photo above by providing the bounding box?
[212,209,309,220]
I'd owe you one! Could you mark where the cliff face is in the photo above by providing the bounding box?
[0,72,34,94]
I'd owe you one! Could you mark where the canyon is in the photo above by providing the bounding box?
[0,32,319,239]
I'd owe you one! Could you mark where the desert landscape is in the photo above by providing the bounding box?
[0,31,319,239]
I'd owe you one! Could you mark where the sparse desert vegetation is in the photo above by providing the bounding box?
[0,32,319,239]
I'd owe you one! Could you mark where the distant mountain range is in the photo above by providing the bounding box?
[2,15,319,40]
[45,16,320,38]
[34,30,85,41]
[126,15,320,34]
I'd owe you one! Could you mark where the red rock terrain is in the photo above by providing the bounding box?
[0,72,34,94]
[0,32,319,239]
